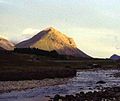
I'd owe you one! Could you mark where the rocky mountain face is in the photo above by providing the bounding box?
[16,27,91,58]
[0,37,14,50]
[110,54,120,60]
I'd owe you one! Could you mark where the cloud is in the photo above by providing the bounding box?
[0,34,9,40]
[22,28,40,38]
[65,27,119,36]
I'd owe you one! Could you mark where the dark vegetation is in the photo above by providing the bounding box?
[0,49,77,81]
[14,48,64,59]
[13,48,93,60]
[0,48,120,81]
[52,87,120,101]
[0,68,76,81]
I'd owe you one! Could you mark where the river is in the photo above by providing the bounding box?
[0,69,120,101]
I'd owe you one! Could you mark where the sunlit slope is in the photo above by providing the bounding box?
[16,27,91,58]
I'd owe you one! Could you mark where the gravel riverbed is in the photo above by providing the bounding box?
[0,78,69,93]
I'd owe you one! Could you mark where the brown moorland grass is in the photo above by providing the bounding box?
[0,52,119,81]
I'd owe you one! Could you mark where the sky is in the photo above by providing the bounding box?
[0,0,120,58]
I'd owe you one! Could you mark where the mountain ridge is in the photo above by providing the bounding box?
[0,37,14,50]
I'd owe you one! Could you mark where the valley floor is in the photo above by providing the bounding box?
[0,52,119,81]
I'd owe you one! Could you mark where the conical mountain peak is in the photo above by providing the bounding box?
[42,27,63,36]
[43,27,56,31]
[16,27,91,58]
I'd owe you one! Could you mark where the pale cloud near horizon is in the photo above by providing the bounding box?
[0,34,9,40]
[14,28,41,42]
[22,28,40,38]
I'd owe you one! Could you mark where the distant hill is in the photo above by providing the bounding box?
[0,37,14,50]
[16,27,91,58]
[110,54,120,60]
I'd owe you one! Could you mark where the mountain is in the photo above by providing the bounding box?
[0,37,14,50]
[16,27,91,58]
[110,54,120,60]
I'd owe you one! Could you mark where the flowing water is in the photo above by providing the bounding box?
[0,69,120,101]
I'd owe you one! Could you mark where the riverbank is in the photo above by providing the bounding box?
[0,78,70,93]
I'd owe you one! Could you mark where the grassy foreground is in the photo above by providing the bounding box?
[0,51,119,81]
